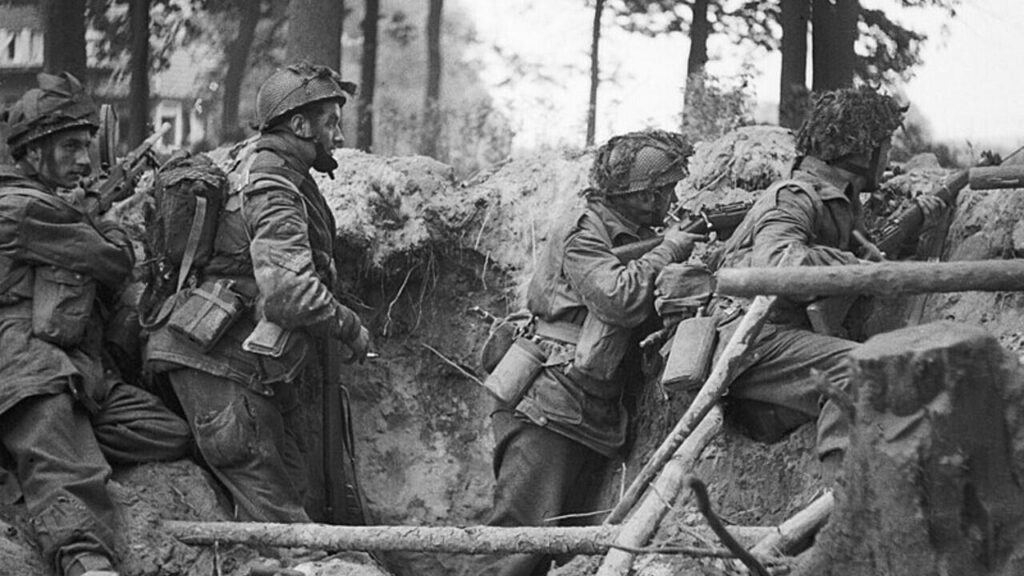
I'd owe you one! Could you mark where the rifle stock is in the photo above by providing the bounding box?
[610,201,752,263]
[874,169,969,258]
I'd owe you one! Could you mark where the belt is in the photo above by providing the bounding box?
[534,318,582,344]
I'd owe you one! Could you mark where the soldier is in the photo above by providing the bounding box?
[710,86,945,467]
[0,73,190,576]
[145,62,370,523]
[479,130,701,576]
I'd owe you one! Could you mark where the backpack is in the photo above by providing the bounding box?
[139,151,229,326]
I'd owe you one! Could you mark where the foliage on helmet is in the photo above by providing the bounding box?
[795,86,906,162]
[1,72,98,154]
[255,62,357,130]
[588,129,693,197]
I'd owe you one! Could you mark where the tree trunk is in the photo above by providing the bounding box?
[586,0,605,147]
[356,0,380,152]
[287,0,344,69]
[714,260,1024,298]
[779,0,810,128]
[683,0,711,112]
[811,0,857,92]
[41,0,87,81]
[420,0,444,159]
[221,0,261,143]
[128,0,150,147]
[793,322,1024,576]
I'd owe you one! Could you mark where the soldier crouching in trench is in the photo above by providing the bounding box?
[697,86,946,472]
[144,63,371,524]
[476,130,703,576]
[0,73,191,576]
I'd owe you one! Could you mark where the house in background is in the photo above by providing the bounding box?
[0,1,212,155]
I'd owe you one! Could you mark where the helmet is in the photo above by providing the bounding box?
[255,62,357,130]
[2,72,98,154]
[589,130,693,197]
[795,86,906,162]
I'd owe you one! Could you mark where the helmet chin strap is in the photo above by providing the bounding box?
[290,121,338,178]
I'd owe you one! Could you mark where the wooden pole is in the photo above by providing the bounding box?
[605,293,778,524]
[714,259,1024,298]
[165,522,618,555]
[596,407,723,576]
[750,491,834,557]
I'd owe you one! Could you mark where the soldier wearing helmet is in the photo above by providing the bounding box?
[477,130,701,576]
[146,62,370,524]
[0,73,190,576]
[705,86,945,475]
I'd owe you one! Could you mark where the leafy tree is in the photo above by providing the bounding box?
[779,0,809,128]
[218,0,263,141]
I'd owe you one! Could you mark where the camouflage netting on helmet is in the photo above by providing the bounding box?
[588,129,693,196]
[255,62,357,130]
[795,86,905,162]
[0,72,97,152]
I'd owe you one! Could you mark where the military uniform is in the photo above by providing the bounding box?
[146,132,364,522]
[0,162,190,574]
[714,156,866,455]
[480,198,691,576]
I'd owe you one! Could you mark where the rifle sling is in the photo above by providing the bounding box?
[176,196,208,292]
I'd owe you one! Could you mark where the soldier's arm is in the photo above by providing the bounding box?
[751,188,861,268]
[563,213,691,328]
[244,187,362,341]
[0,195,133,289]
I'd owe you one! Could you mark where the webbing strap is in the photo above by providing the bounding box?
[176,196,208,292]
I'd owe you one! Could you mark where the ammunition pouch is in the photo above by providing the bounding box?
[479,310,532,374]
[661,315,719,392]
[32,265,95,348]
[167,279,246,352]
[482,337,548,405]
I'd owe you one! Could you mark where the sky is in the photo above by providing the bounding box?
[458,0,1024,154]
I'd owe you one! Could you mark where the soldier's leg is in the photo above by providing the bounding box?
[478,408,606,576]
[728,325,857,457]
[90,373,191,465]
[0,392,117,575]
[167,368,310,522]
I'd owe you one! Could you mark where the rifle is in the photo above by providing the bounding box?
[84,108,172,215]
[321,339,367,525]
[611,200,753,263]
[874,158,1024,258]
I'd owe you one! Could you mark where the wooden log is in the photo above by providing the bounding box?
[165,522,618,555]
[714,259,1024,298]
[596,406,724,576]
[605,292,778,524]
[791,321,1024,576]
[969,164,1024,190]
[749,491,834,557]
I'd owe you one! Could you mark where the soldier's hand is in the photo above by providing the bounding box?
[344,326,371,364]
[662,227,705,260]
[916,194,948,230]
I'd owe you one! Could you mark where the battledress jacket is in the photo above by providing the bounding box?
[519,198,688,456]
[0,164,134,416]
[718,155,862,326]
[146,133,362,392]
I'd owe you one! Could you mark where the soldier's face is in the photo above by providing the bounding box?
[29,128,93,189]
[305,101,345,153]
[612,183,676,226]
